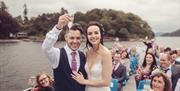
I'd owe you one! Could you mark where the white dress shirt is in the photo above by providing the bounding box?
[166,65,172,79]
[42,26,80,70]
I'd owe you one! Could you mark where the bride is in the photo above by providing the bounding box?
[71,21,112,91]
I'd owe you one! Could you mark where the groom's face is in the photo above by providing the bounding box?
[65,30,81,51]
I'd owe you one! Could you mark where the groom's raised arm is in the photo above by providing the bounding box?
[42,14,71,69]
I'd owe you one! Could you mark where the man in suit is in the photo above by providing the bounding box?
[170,50,180,65]
[159,53,180,91]
[112,52,127,91]
[42,14,87,91]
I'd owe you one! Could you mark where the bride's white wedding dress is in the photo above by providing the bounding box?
[85,61,111,91]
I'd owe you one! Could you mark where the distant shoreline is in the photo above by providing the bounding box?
[1,36,179,43]
[0,39,44,43]
[0,39,21,43]
[0,38,142,43]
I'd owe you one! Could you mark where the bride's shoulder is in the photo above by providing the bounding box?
[101,45,111,55]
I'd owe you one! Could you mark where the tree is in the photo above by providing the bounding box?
[60,7,68,15]
[117,28,129,40]
[23,4,28,22]
[0,1,8,11]
[0,11,20,39]
[107,29,116,37]
[17,8,154,40]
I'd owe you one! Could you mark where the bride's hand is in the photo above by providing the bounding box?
[71,71,86,84]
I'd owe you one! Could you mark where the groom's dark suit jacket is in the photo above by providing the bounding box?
[53,48,87,91]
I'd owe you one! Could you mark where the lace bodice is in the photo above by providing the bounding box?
[85,61,102,80]
[84,60,110,91]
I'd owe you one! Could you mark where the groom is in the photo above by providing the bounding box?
[42,14,87,91]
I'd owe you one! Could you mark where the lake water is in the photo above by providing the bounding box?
[0,37,179,91]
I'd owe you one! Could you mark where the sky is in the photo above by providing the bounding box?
[2,0,180,33]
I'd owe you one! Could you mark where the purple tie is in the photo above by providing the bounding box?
[113,63,117,71]
[71,52,77,71]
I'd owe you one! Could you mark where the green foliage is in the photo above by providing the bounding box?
[23,13,61,36]
[0,11,20,39]
[0,1,8,11]
[107,29,116,36]
[20,8,154,40]
[75,9,154,39]
[118,28,129,38]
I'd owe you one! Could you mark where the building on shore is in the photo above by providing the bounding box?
[15,32,28,39]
